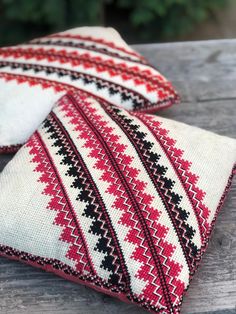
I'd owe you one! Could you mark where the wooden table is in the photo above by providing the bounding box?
[0,39,235,314]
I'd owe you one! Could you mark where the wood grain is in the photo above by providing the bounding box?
[0,39,235,314]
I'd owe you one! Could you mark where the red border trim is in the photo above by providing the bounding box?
[0,72,180,114]
[0,151,234,313]
[134,92,180,114]
[49,33,144,60]
[0,243,181,313]
[179,164,236,307]
[0,144,22,154]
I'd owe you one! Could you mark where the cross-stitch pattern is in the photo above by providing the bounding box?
[0,92,235,313]
[0,27,179,151]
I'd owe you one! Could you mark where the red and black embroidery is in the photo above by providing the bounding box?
[0,92,235,314]
[103,105,200,271]
[41,112,132,291]
[29,39,148,64]
[0,28,179,114]
[0,61,158,111]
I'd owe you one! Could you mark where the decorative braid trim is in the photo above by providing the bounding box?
[0,244,181,313]
[180,165,236,301]
[0,144,22,154]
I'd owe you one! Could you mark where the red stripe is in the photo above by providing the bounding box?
[0,47,175,96]
[68,93,181,310]
[0,144,22,154]
[103,104,197,273]
[135,113,210,243]
[0,72,178,112]
[30,39,148,65]
[50,107,133,296]
[0,60,170,111]
[49,33,144,59]
[27,132,97,275]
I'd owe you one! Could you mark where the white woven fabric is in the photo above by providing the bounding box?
[0,93,235,313]
[0,26,178,149]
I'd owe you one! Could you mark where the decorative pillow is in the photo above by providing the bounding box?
[0,93,235,314]
[0,26,179,152]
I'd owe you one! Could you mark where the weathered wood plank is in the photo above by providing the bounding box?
[134,39,236,103]
[0,39,235,314]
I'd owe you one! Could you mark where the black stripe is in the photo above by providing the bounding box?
[35,132,96,276]
[29,39,147,65]
[0,61,153,110]
[0,47,174,94]
[68,94,175,312]
[103,105,199,272]
[42,109,133,294]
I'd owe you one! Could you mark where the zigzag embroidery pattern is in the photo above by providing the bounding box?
[0,47,169,90]
[58,94,186,309]
[0,91,233,314]
[47,33,146,59]
[135,113,210,245]
[27,133,96,276]
[29,38,147,64]
[42,111,131,290]
[0,29,179,112]
[103,105,201,272]
[24,92,185,313]
[0,61,156,110]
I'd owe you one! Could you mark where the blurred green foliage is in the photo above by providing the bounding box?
[116,0,228,40]
[0,0,103,45]
[0,0,228,45]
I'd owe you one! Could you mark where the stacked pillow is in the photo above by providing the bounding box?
[0,28,235,314]
[0,26,179,152]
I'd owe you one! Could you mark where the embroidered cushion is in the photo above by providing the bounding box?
[0,26,179,152]
[0,93,235,314]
